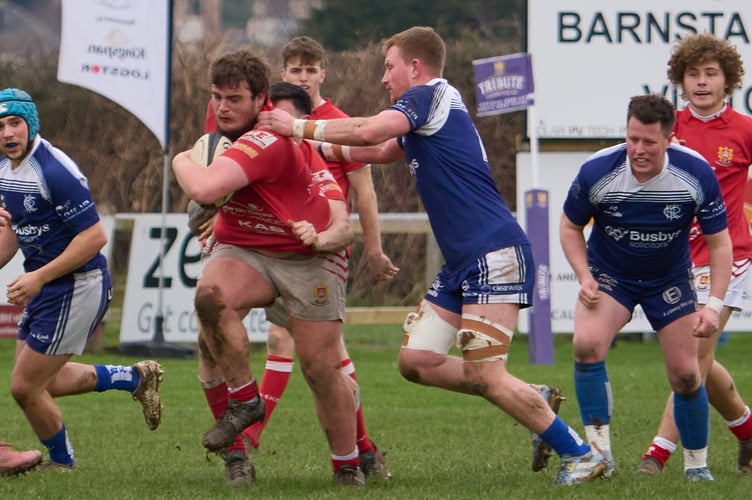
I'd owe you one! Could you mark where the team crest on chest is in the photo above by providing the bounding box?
[663,204,681,221]
[23,194,37,213]
[716,146,733,167]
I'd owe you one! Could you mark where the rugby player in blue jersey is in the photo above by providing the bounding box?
[259,26,607,486]
[560,93,732,482]
[0,88,163,471]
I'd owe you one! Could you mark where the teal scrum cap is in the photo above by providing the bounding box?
[0,88,40,140]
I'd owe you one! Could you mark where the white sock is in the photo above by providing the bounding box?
[585,424,612,461]
[683,447,708,470]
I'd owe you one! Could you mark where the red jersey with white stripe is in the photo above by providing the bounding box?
[214,129,342,255]
[311,98,369,198]
[675,105,752,266]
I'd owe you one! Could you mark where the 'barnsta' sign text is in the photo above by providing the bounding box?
[557,11,751,44]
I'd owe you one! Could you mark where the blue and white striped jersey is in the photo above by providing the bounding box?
[391,78,529,273]
[563,143,727,280]
[0,137,106,275]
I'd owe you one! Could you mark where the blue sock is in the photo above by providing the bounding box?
[674,385,709,450]
[574,361,611,425]
[95,364,139,392]
[540,416,590,456]
[41,424,75,466]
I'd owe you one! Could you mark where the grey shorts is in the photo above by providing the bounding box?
[205,243,348,323]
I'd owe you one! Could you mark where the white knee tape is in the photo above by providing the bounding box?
[457,314,514,362]
[402,301,456,354]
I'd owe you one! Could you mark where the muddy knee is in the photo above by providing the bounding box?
[194,284,224,322]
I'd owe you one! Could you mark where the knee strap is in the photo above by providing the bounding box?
[457,314,513,362]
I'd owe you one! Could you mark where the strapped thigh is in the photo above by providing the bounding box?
[457,313,514,362]
[401,301,457,354]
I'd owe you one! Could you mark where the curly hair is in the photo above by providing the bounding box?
[667,34,745,97]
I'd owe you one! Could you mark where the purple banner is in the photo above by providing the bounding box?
[525,189,553,365]
[472,53,534,117]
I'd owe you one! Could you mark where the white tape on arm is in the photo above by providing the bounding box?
[292,119,306,140]
[313,120,327,141]
[705,296,724,314]
[317,142,352,163]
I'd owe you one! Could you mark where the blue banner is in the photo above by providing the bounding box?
[472,53,534,117]
[525,189,553,365]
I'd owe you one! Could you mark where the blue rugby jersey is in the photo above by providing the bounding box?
[563,143,727,280]
[390,78,528,272]
[0,137,107,275]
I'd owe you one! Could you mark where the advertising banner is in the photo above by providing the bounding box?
[58,0,170,149]
[472,53,534,116]
[528,0,752,139]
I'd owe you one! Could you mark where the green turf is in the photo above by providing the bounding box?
[2,326,751,499]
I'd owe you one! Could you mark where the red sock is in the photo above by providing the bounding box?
[241,356,293,448]
[228,379,260,403]
[643,443,672,467]
[202,381,228,421]
[729,407,752,441]
[202,381,246,453]
[341,359,376,454]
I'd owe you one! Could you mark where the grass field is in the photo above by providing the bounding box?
[2,325,751,499]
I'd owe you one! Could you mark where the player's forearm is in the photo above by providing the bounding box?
[314,201,354,252]
[294,116,381,146]
[354,193,384,256]
[706,230,732,304]
[36,221,106,284]
[315,217,353,252]
[559,217,591,283]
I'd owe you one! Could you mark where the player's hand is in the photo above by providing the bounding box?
[368,253,399,281]
[7,272,43,306]
[258,109,295,137]
[187,201,217,236]
[289,219,319,249]
[197,216,216,248]
[578,276,600,308]
[693,307,720,338]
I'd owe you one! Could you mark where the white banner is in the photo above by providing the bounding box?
[57,0,170,149]
[528,0,752,139]
[118,214,269,345]
[515,153,752,333]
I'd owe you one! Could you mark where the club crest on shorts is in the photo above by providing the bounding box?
[312,285,329,305]
[696,272,711,291]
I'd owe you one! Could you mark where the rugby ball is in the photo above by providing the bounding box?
[189,132,233,207]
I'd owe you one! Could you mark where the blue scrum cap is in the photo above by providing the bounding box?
[0,88,40,140]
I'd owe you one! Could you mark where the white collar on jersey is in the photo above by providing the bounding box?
[687,102,727,122]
